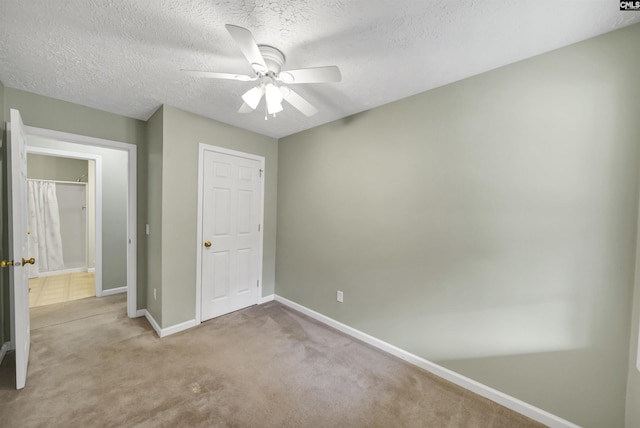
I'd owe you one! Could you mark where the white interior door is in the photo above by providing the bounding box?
[8,109,31,389]
[200,149,263,321]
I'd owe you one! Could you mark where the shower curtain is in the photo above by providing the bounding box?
[27,180,65,277]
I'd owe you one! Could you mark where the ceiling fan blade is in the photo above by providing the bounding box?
[225,24,268,74]
[238,103,254,113]
[182,70,257,81]
[277,66,341,84]
[280,87,318,117]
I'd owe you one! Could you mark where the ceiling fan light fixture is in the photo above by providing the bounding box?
[242,86,264,109]
[265,83,284,114]
[184,25,342,119]
[267,100,283,115]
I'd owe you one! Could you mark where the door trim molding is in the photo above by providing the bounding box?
[195,143,266,324]
[26,146,103,297]
[24,126,138,318]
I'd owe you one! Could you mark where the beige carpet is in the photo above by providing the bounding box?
[0,295,546,427]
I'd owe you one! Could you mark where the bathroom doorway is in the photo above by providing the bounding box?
[24,125,138,318]
[26,153,98,307]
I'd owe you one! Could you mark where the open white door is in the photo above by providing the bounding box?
[8,109,31,389]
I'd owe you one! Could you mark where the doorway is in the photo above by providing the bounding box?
[24,126,138,318]
[25,151,99,307]
[196,144,265,322]
[5,111,137,391]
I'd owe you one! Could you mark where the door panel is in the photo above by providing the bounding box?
[237,248,252,293]
[8,109,31,389]
[213,188,230,235]
[201,150,262,321]
[212,251,230,300]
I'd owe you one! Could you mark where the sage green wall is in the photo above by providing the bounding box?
[27,154,88,181]
[628,254,640,426]
[0,79,7,346]
[4,88,147,308]
[145,106,163,324]
[160,105,277,328]
[276,25,640,428]
[4,89,144,145]
[26,136,128,291]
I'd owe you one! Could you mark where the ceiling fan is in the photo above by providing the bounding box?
[183,24,341,119]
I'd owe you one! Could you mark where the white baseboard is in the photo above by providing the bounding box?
[140,309,162,337]
[36,267,87,277]
[0,342,10,365]
[258,294,275,304]
[138,309,199,338]
[274,295,579,428]
[139,295,272,338]
[160,318,199,338]
[101,286,127,296]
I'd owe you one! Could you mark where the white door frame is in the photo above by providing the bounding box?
[195,143,265,323]
[24,125,138,318]
[26,146,103,296]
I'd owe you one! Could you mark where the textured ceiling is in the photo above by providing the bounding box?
[1,1,639,138]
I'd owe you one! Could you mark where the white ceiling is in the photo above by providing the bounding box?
[1,1,638,139]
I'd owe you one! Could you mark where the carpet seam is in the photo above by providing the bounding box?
[30,308,130,331]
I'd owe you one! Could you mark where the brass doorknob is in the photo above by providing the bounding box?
[1,260,14,268]
[22,258,36,265]
[204,241,212,248]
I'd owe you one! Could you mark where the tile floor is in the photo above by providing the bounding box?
[29,272,95,308]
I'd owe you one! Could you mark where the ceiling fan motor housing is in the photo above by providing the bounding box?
[258,45,286,75]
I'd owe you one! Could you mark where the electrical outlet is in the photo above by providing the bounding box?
[154,288,157,300]
[337,290,343,303]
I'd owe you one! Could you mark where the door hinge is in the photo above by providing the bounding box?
[259,169,263,178]
[257,280,259,288]
[258,224,261,232]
